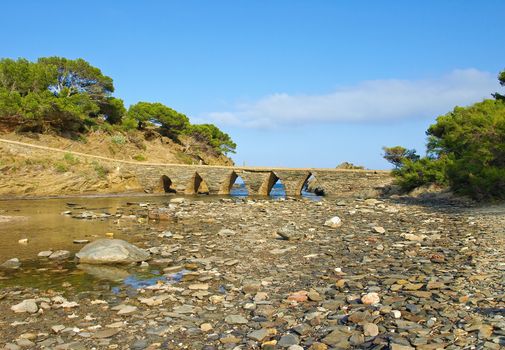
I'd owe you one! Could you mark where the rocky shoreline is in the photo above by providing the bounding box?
[0,195,504,349]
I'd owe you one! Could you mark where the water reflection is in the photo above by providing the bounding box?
[230,182,321,200]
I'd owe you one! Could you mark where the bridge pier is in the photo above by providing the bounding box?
[238,170,272,196]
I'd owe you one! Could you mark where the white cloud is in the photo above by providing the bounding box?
[204,69,499,128]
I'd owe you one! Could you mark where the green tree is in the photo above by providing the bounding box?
[186,123,237,155]
[382,146,420,168]
[127,102,189,135]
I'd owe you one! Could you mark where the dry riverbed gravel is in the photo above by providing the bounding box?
[0,195,504,349]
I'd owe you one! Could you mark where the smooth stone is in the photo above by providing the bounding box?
[131,339,149,349]
[76,239,150,264]
[73,240,89,244]
[225,314,248,325]
[324,216,342,228]
[363,323,379,337]
[322,328,350,346]
[2,258,21,269]
[361,292,380,305]
[49,250,71,259]
[38,251,53,258]
[11,299,38,313]
[115,305,137,315]
[278,334,299,347]
[287,346,304,350]
[277,223,303,240]
[308,290,322,301]
[200,323,213,332]
[372,226,386,234]
[248,328,270,341]
[349,332,365,346]
[170,198,185,204]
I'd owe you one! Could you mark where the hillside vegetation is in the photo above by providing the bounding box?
[383,68,505,201]
[0,57,236,163]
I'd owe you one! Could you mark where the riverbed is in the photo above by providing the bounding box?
[0,192,503,349]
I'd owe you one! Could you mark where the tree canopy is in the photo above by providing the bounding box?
[382,146,419,168]
[37,57,114,98]
[126,102,189,136]
[186,123,237,155]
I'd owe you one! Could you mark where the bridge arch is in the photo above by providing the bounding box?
[301,173,325,196]
[219,171,248,195]
[160,175,176,193]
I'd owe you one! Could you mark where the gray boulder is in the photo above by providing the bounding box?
[76,239,150,264]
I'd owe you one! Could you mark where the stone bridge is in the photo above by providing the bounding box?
[0,138,392,196]
[136,164,391,196]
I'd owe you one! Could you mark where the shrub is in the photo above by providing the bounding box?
[392,157,449,191]
[92,161,109,179]
[132,154,146,161]
[63,153,79,165]
[54,162,69,173]
[111,134,126,145]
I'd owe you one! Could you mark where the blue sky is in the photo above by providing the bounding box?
[1,1,504,168]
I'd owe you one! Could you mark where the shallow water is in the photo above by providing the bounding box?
[0,185,321,291]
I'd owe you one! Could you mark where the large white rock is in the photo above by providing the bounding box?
[76,239,150,264]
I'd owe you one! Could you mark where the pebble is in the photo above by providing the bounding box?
[277,334,299,347]
[37,250,53,257]
[363,322,379,337]
[324,216,342,228]
[224,314,248,325]
[372,226,385,234]
[248,328,270,341]
[200,323,213,332]
[48,250,71,259]
[361,292,380,305]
